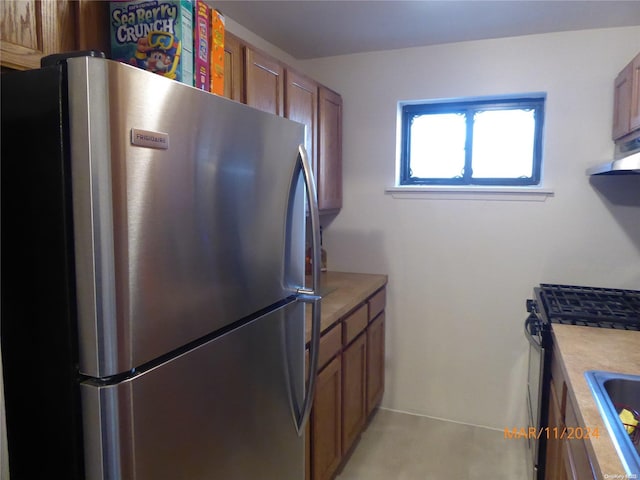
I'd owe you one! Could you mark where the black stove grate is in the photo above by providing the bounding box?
[538,284,640,330]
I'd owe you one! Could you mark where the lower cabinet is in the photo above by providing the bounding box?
[545,380,567,480]
[308,285,386,480]
[366,313,385,415]
[342,333,367,455]
[312,355,342,480]
[563,395,596,480]
[545,339,596,480]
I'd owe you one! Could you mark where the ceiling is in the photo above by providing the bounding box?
[213,1,640,59]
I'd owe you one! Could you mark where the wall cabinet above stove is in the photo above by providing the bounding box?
[612,51,640,141]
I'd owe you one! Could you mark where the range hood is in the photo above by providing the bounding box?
[587,133,640,175]
[586,151,640,175]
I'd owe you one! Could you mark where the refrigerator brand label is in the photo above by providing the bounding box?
[131,129,169,149]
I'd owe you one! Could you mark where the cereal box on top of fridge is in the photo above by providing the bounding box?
[194,0,211,91]
[210,8,224,96]
[110,0,194,86]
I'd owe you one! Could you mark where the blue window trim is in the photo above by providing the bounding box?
[399,95,545,186]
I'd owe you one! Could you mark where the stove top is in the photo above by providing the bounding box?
[536,284,640,330]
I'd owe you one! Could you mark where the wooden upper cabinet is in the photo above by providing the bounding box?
[223,31,243,102]
[234,41,342,215]
[74,1,110,54]
[1,0,109,71]
[318,87,343,212]
[612,52,640,140]
[613,62,633,140]
[244,46,284,116]
[285,69,318,175]
[1,0,75,70]
[630,53,640,133]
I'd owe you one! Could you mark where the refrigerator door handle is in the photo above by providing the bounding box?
[295,293,321,435]
[294,144,322,435]
[297,144,321,297]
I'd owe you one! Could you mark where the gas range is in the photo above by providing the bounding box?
[524,283,640,480]
[535,284,640,330]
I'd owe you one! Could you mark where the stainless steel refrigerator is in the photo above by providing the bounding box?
[1,54,322,480]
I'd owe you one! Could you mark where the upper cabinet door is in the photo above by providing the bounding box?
[285,69,318,176]
[245,46,284,116]
[1,0,76,70]
[629,53,640,133]
[74,1,110,55]
[613,62,633,140]
[223,31,243,102]
[1,1,109,71]
[612,52,640,141]
[318,87,343,213]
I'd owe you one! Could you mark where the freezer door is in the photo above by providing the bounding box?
[67,57,306,377]
[81,300,305,480]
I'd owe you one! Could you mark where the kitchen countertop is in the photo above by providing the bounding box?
[305,271,388,343]
[552,324,640,479]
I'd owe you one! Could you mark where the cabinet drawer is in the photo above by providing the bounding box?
[343,304,368,346]
[368,288,386,321]
[318,323,342,371]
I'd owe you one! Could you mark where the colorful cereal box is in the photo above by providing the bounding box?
[210,9,225,96]
[110,0,194,86]
[194,0,210,91]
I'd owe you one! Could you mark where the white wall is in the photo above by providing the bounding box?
[297,27,640,429]
[225,20,640,430]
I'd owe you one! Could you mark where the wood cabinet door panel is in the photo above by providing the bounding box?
[545,381,567,480]
[563,395,596,480]
[312,355,342,480]
[613,62,633,140]
[342,333,366,455]
[75,1,109,55]
[223,31,243,102]
[245,47,283,115]
[630,53,640,132]
[285,69,318,175]
[1,1,39,51]
[1,0,76,70]
[366,313,385,415]
[318,86,342,212]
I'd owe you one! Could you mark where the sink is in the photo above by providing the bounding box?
[584,370,640,476]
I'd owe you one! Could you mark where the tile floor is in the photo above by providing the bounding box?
[336,408,529,480]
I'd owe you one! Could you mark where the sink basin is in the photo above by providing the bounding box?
[584,370,640,476]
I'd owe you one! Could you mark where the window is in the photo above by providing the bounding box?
[399,95,545,186]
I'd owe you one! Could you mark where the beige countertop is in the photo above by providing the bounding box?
[305,271,388,343]
[552,324,640,479]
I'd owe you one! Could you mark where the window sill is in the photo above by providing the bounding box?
[385,185,554,201]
